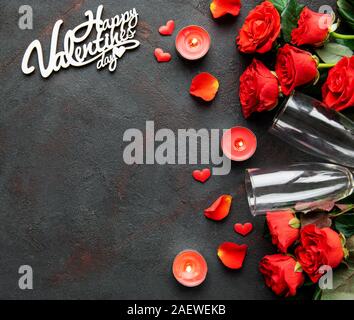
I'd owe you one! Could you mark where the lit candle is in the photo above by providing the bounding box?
[221,127,257,161]
[175,25,211,60]
[172,250,208,287]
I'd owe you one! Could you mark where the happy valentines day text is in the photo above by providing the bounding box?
[21,5,140,78]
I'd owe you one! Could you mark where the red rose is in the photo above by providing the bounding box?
[291,7,332,47]
[322,56,354,111]
[266,210,300,253]
[210,0,241,19]
[236,1,280,54]
[295,224,344,283]
[259,254,304,297]
[275,44,318,95]
[239,59,279,118]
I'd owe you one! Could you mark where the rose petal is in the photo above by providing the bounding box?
[190,72,219,102]
[204,195,232,221]
[217,242,248,269]
[210,0,241,19]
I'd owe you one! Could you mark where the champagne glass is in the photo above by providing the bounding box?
[270,92,354,168]
[245,163,354,216]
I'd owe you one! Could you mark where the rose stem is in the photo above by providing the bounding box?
[329,204,354,217]
[318,63,336,69]
[330,32,354,40]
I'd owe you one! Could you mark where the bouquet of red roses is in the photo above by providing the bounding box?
[232,0,354,299]
[236,0,354,118]
[207,0,353,299]
[259,205,353,299]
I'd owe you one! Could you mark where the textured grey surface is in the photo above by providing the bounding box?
[0,0,338,299]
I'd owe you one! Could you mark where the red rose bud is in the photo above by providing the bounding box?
[259,254,304,297]
[275,44,318,96]
[266,210,300,253]
[295,224,344,283]
[236,1,280,54]
[210,0,241,19]
[239,59,279,118]
[291,7,332,47]
[322,56,354,111]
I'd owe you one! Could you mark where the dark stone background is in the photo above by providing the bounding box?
[0,0,344,300]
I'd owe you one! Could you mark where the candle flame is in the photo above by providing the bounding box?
[189,38,199,48]
[185,264,192,273]
[234,138,246,151]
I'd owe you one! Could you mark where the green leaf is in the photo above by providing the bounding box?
[289,217,301,229]
[315,42,353,64]
[313,286,323,300]
[335,213,354,238]
[321,236,354,300]
[300,212,332,229]
[269,0,289,14]
[294,261,303,272]
[281,0,305,43]
[337,0,354,30]
[335,37,354,50]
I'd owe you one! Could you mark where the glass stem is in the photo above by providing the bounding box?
[331,32,354,40]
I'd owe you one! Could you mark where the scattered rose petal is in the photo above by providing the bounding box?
[210,0,241,19]
[192,168,211,183]
[217,242,248,269]
[154,48,172,62]
[190,72,219,102]
[234,222,253,236]
[159,20,175,36]
[204,195,232,221]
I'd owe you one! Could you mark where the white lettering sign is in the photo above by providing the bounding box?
[22,5,140,78]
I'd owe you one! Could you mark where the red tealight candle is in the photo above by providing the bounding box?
[175,25,211,60]
[221,127,257,161]
[172,250,208,287]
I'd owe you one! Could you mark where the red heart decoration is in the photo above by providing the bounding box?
[159,20,175,36]
[192,168,211,183]
[234,222,253,236]
[154,48,172,63]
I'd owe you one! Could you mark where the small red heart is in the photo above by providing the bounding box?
[159,20,175,36]
[234,223,253,236]
[154,48,172,63]
[192,168,211,183]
